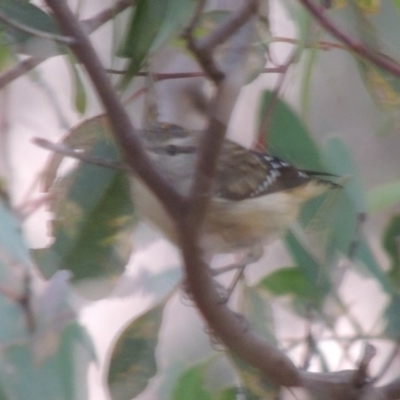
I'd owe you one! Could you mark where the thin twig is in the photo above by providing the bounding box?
[118,67,286,105]
[0,57,45,90]
[81,0,137,32]
[271,36,346,51]
[352,343,376,387]
[199,0,259,52]
[299,0,400,78]
[33,137,131,172]
[107,67,285,77]
[183,0,260,82]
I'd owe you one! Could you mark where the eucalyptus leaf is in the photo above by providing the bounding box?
[229,352,278,399]
[36,116,136,284]
[119,0,197,87]
[382,214,400,287]
[108,297,168,400]
[259,266,318,303]
[0,199,32,272]
[171,362,213,400]
[0,322,93,400]
[239,285,275,342]
[368,181,400,213]
[0,0,62,57]
[259,90,325,171]
[384,293,400,338]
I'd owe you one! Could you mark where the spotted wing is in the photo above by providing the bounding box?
[214,141,313,201]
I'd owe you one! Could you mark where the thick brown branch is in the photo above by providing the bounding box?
[178,2,302,388]
[381,376,400,400]
[43,0,184,219]
[299,0,400,78]
[177,224,302,387]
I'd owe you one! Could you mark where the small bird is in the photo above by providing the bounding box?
[133,122,339,260]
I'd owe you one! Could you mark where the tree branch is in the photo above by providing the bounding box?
[0,57,45,90]
[35,1,400,397]
[381,376,400,400]
[298,0,400,78]
[0,0,135,90]
[199,0,260,52]
[178,0,301,388]
[43,0,184,220]
[81,0,137,32]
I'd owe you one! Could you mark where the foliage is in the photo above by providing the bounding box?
[1,0,400,399]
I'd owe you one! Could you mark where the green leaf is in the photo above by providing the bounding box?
[258,90,325,171]
[108,298,167,400]
[216,387,237,400]
[259,267,317,302]
[394,0,400,13]
[119,0,196,87]
[0,0,61,56]
[70,61,87,114]
[303,138,364,262]
[217,386,260,400]
[119,0,166,86]
[0,294,26,346]
[356,0,381,13]
[229,352,278,399]
[239,285,275,342]
[171,362,213,400]
[323,137,366,212]
[284,231,331,302]
[382,214,400,286]
[36,117,136,283]
[119,0,169,58]
[227,287,278,398]
[149,0,197,51]
[368,181,400,213]
[384,294,400,338]
[0,199,31,270]
[354,237,394,293]
[357,59,400,110]
[0,321,93,400]
[0,32,11,71]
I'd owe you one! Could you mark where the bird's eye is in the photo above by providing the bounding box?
[165,144,178,156]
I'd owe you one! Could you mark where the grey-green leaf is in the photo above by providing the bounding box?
[108,298,167,400]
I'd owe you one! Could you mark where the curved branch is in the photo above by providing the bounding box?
[0,57,45,90]
[43,0,184,220]
[298,0,400,78]
[178,231,302,386]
